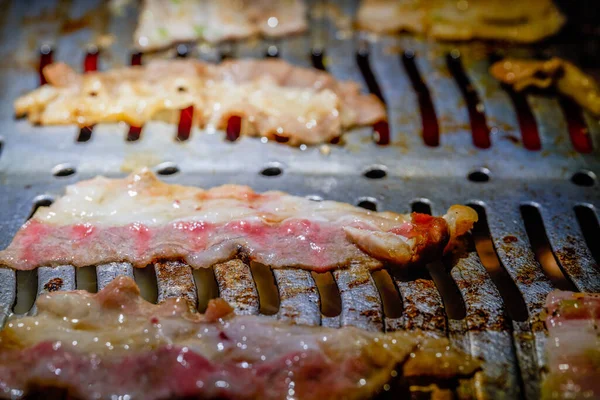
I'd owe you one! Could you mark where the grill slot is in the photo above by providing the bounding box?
[559,97,593,154]
[249,262,280,315]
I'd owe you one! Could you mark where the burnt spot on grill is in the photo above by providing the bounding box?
[554,244,583,277]
[43,277,63,292]
[503,235,518,244]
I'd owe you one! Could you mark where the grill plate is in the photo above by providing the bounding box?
[0,1,599,399]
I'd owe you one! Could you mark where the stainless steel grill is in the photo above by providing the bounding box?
[0,1,599,399]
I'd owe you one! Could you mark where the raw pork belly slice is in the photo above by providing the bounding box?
[0,169,477,271]
[14,59,386,146]
[357,0,565,43]
[542,291,600,400]
[0,277,480,400]
[135,0,307,51]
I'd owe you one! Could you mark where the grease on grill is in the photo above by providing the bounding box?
[43,277,63,292]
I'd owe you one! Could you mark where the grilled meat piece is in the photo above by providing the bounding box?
[357,0,565,43]
[14,59,386,146]
[490,57,600,116]
[0,169,477,271]
[0,277,480,400]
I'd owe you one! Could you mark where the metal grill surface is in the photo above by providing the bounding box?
[0,1,599,399]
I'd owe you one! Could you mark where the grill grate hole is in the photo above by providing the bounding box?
[311,271,341,318]
[39,44,53,86]
[363,165,387,179]
[560,97,593,154]
[260,164,283,177]
[446,51,491,149]
[156,162,180,176]
[401,50,440,147]
[311,48,326,70]
[28,195,54,219]
[521,205,577,291]
[412,202,466,320]
[469,204,529,322]
[13,270,37,315]
[52,163,76,177]
[468,168,490,183]
[84,46,99,73]
[226,116,241,142]
[127,125,142,142]
[574,205,600,267]
[77,126,93,142]
[265,45,279,58]
[176,44,190,58]
[133,265,158,304]
[357,197,378,211]
[371,270,403,319]
[176,106,194,141]
[193,267,220,313]
[250,262,280,315]
[76,265,97,293]
[571,170,596,187]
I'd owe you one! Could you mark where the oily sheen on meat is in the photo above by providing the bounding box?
[0,277,480,400]
[357,0,565,42]
[0,169,477,271]
[14,59,386,146]
[135,0,307,51]
[542,291,600,400]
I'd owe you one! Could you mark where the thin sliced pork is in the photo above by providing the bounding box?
[0,169,477,271]
[135,0,307,51]
[14,59,386,146]
[490,57,600,116]
[543,291,600,400]
[0,277,480,400]
[357,0,565,43]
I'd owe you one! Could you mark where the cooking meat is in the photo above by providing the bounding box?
[135,0,307,51]
[357,0,565,43]
[0,169,477,271]
[543,291,600,400]
[0,277,479,400]
[490,57,600,116]
[14,59,386,146]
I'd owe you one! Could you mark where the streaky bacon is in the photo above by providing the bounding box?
[542,291,600,400]
[0,277,480,399]
[0,169,477,271]
[14,58,386,146]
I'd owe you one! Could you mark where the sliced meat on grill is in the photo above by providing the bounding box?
[0,276,480,400]
[490,57,600,116]
[542,291,600,400]
[0,169,477,271]
[134,0,307,51]
[357,0,565,43]
[14,59,386,146]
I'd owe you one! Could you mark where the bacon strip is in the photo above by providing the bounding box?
[543,291,600,400]
[0,169,477,271]
[135,0,307,51]
[0,277,479,399]
[14,59,386,146]
[357,0,565,43]
[490,58,600,116]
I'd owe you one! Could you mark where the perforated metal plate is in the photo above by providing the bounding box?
[0,1,598,399]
